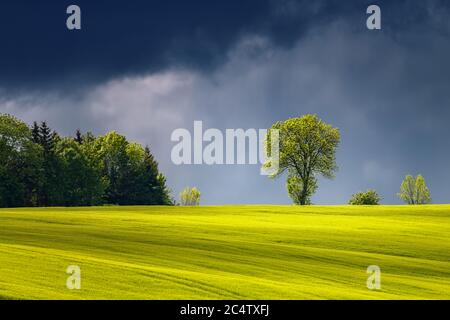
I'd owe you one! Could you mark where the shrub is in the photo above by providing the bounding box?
[179,187,201,206]
[348,189,381,205]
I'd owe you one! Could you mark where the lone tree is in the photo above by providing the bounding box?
[265,114,340,205]
[398,175,431,205]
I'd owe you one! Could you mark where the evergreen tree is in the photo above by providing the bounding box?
[156,173,173,205]
[144,146,172,205]
[39,121,53,152]
[36,122,64,205]
[75,129,83,144]
[31,121,40,144]
[143,146,161,203]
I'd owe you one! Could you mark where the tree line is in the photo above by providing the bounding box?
[0,113,172,207]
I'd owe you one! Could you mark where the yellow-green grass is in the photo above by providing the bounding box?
[0,205,449,299]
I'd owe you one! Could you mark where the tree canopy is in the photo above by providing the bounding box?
[398,175,431,205]
[265,114,340,205]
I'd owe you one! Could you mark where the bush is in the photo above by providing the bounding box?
[179,187,201,206]
[348,189,381,205]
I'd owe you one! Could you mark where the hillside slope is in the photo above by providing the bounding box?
[0,205,449,299]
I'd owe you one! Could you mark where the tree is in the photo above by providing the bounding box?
[31,121,40,144]
[398,175,415,204]
[142,146,172,205]
[415,175,431,205]
[398,175,431,205]
[156,173,173,205]
[349,189,381,205]
[75,129,83,144]
[95,131,130,204]
[180,187,201,206]
[264,114,340,205]
[39,122,54,151]
[119,144,172,205]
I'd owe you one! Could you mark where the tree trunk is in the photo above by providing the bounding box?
[300,176,309,205]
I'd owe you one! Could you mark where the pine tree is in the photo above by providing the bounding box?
[39,121,53,152]
[75,129,83,144]
[143,146,172,205]
[31,121,40,144]
[142,146,161,204]
[156,173,173,205]
[35,121,63,205]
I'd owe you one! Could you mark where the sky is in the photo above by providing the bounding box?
[1,0,450,204]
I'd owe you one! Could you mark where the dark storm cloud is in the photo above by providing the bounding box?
[1,0,450,204]
[0,0,271,91]
[1,0,433,91]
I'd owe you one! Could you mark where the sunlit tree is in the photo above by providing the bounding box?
[264,114,340,205]
[398,175,431,205]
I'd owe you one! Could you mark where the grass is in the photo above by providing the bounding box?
[0,205,449,299]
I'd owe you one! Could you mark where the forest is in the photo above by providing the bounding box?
[0,113,172,207]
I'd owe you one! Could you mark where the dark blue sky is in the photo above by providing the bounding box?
[1,0,450,204]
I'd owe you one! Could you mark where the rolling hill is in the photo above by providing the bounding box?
[0,205,449,299]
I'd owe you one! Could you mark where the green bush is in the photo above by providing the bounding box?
[179,187,201,206]
[348,189,381,205]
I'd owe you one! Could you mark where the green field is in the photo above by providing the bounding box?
[0,205,449,299]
